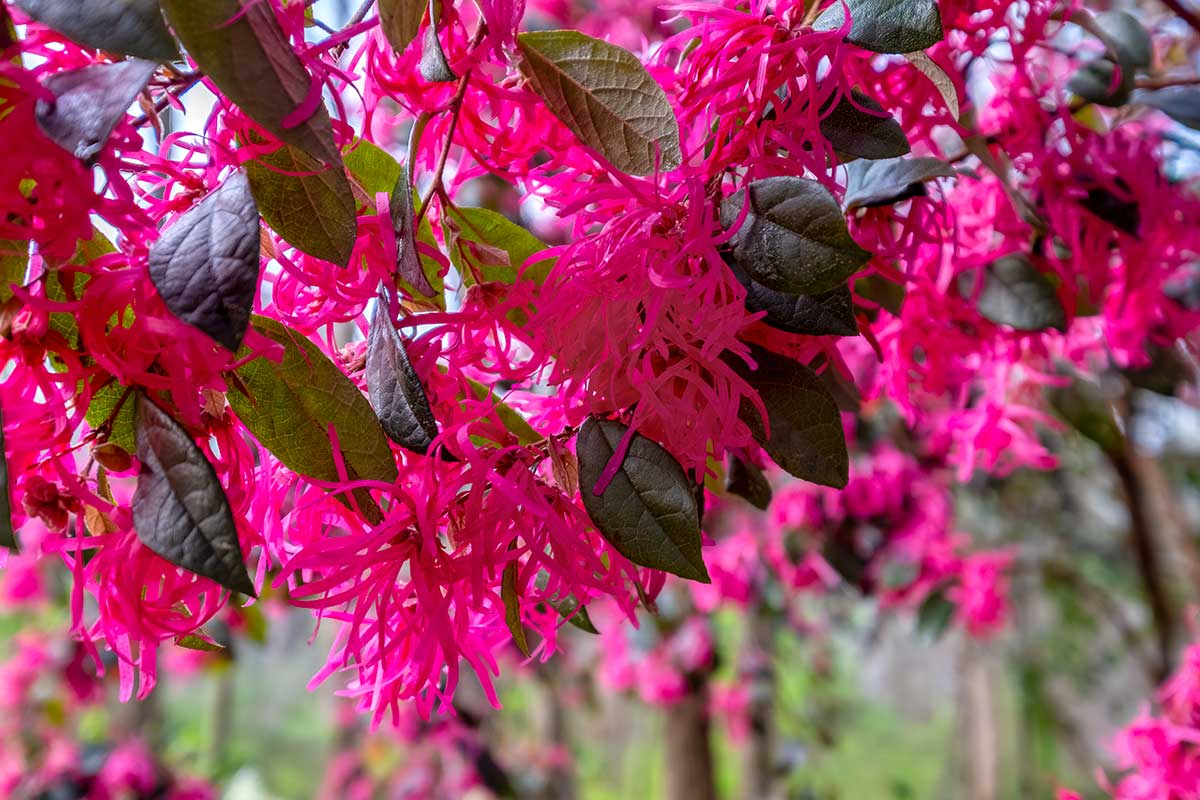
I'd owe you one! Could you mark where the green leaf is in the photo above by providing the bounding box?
[344,140,402,194]
[85,380,135,452]
[243,142,358,266]
[576,416,708,582]
[344,142,445,306]
[378,0,425,54]
[917,588,955,639]
[723,176,871,295]
[1139,87,1200,130]
[447,207,551,287]
[46,229,116,349]
[844,156,955,210]
[819,89,910,161]
[502,555,531,657]
[1068,58,1132,107]
[228,316,398,518]
[161,0,341,167]
[14,0,178,61]
[0,238,28,305]
[0,405,17,551]
[175,634,226,653]
[1046,375,1123,453]
[729,344,849,488]
[133,395,254,595]
[466,378,542,446]
[517,30,682,176]
[814,0,943,54]
[958,254,1067,332]
[724,454,772,510]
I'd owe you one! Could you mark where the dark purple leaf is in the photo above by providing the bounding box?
[728,256,858,336]
[722,176,872,296]
[15,0,177,61]
[814,0,943,54]
[132,395,254,595]
[148,172,262,351]
[728,344,849,488]
[390,166,437,296]
[844,156,956,210]
[365,302,441,454]
[724,454,772,510]
[1138,87,1200,130]
[958,254,1067,332]
[35,59,157,161]
[419,21,457,83]
[819,89,910,161]
[160,0,341,167]
[576,416,708,583]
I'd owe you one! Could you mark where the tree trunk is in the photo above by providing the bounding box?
[741,607,777,800]
[664,673,718,800]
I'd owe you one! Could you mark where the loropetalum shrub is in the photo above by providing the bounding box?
[2,0,1199,784]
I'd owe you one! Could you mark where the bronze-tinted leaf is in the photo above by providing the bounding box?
[517,30,682,175]
[576,416,708,582]
[378,0,425,54]
[160,0,341,167]
[243,142,357,266]
[132,395,254,595]
[148,171,261,351]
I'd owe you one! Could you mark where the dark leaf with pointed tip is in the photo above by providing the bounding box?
[814,0,943,54]
[534,572,598,634]
[15,0,177,61]
[35,59,157,161]
[1094,10,1152,70]
[577,416,708,582]
[1068,58,1132,107]
[725,454,772,510]
[132,395,254,595]
[148,172,261,351]
[229,316,397,522]
[1046,375,1123,453]
[917,588,955,639]
[243,142,357,266]
[1079,182,1140,237]
[1138,87,1200,130]
[728,344,849,488]
[0,407,17,551]
[728,257,858,336]
[160,0,341,167]
[819,90,910,161]
[365,304,441,455]
[844,156,956,210]
[390,165,437,296]
[517,30,682,176]
[958,254,1067,332]
[723,177,871,296]
[419,23,457,82]
[378,0,425,54]
[502,556,530,657]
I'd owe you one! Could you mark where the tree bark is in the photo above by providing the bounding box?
[664,673,718,800]
[741,607,777,800]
